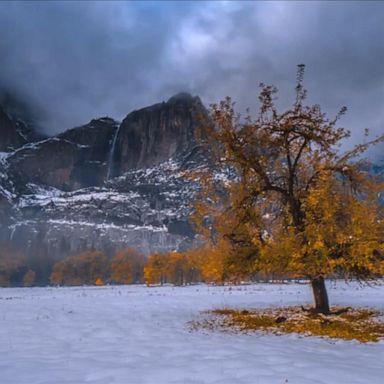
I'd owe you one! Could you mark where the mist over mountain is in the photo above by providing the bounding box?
[0,1,383,149]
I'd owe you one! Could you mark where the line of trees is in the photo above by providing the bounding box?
[50,246,260,287]
[0,243,293,288]
[144,245,281,286]
[0,246,36,287]
[50,248,146,286]
[0,246,148,287]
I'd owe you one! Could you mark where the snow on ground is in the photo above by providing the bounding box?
[0,282,383,384]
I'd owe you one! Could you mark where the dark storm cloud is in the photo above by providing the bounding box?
[0,1,383,152]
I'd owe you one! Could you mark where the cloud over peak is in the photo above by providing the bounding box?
[0,1,383,150]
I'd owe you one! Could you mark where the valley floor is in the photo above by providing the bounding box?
[0,282,383,384]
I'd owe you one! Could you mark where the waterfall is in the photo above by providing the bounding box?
[9,224,17,241]
[106,125,120,180]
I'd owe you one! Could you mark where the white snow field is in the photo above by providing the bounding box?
[1,282,383,384]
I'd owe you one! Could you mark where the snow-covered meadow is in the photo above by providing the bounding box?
[1,282,383,384]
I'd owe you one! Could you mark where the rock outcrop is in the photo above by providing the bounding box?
[0,105,41,151]
[6,117,118,191]
[0,93,208,284]
[108,93,205,177]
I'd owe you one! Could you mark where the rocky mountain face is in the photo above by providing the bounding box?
[109,93,204,177]
[0,93,208,284]
[0,105,44,152]
[6,117,118,192]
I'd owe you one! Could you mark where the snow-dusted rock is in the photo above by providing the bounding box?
[0,94,209,283]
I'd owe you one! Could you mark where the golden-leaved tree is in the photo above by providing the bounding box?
[0,246,28,287]
[144,252,169,286]
[110,247,146,284]
[192,65,384,314]
[50,250,109,286]
[144,251,201,286]
[192,179,261,284]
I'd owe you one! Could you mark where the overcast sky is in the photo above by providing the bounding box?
[0,1,383,153]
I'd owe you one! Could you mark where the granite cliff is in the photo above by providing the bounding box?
[0,93,208,283]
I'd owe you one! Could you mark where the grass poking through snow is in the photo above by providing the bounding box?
[190,306,384,343]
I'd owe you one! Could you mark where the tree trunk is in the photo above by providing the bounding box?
[311,276,330,314]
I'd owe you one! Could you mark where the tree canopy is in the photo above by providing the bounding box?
[110,247,146,284]
[192,65,384,313]
[50,250,109,286]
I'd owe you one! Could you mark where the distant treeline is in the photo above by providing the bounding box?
[0,244,286,287]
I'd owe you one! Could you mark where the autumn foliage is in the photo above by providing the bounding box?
[0,246,33,287]
[48,247,147,286]
[143,245,258,286]
[144,252,172,285]
[144,250,203,286]
[23,270,36,287]
[50,250,109,286]
[110,248,146,284]
[190,64,384,313]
